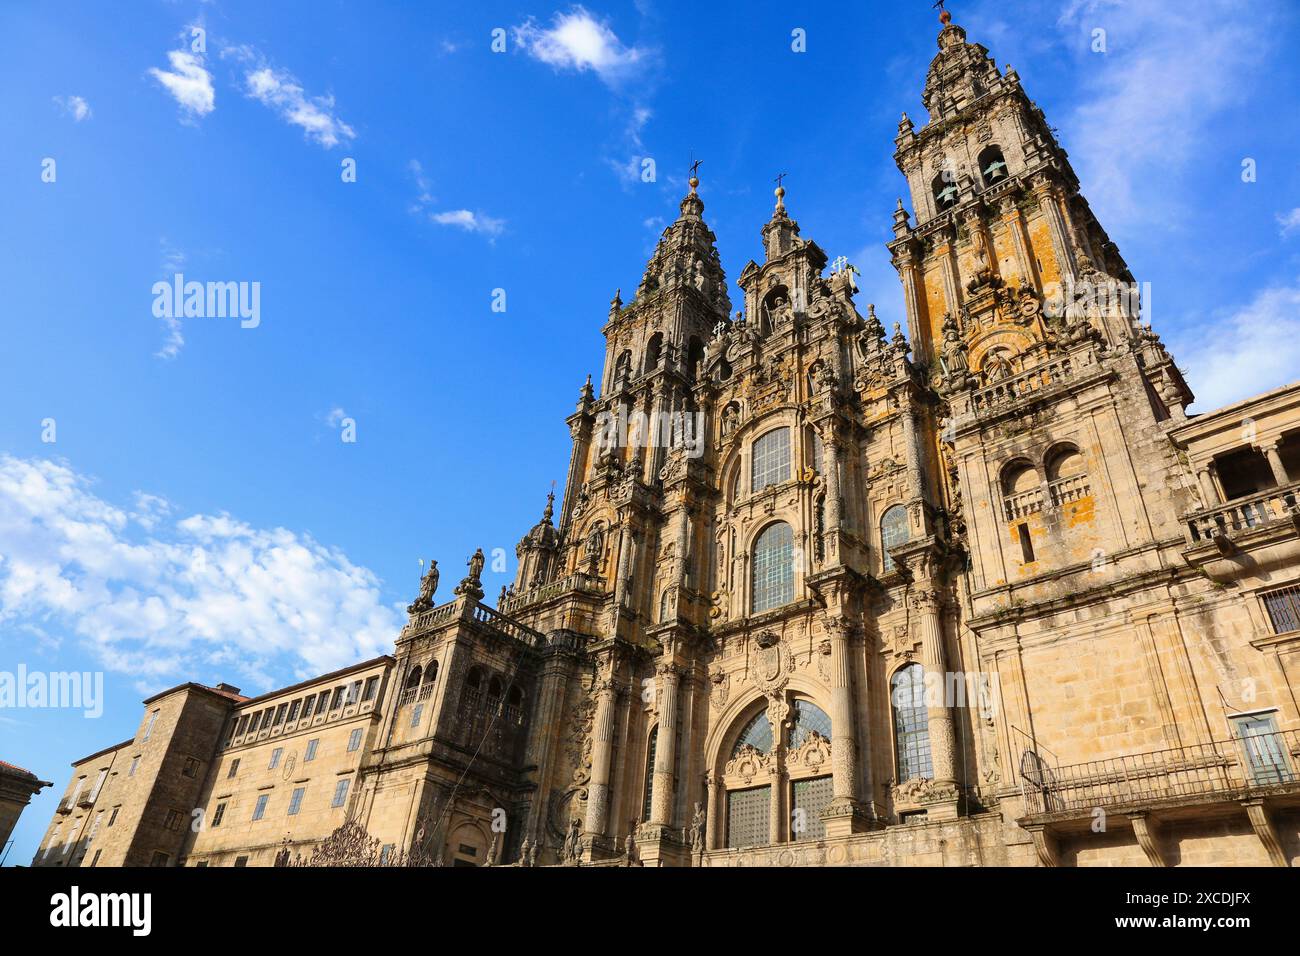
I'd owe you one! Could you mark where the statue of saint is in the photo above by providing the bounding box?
[467,548,485,583]
[419,560,439,602]
[690,802,706,852]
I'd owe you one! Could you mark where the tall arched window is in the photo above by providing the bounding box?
[751,427,791,492]
[751,522,795,614]
[891,664,933,781]
[789,700,832,749]
[1001,459,1043,519]
[880,504,909,573]
[932,171,958,211]
[978,145,1008,187]
[659,589,672,623]
[642,726,658,822]
[1046,443,1090,506]
[643,332,663,373]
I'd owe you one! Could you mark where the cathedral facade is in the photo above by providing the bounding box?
[33,14,1300,868]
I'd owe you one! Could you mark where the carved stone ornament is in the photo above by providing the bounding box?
[725,744,774,785]
[787,730,832,773]
[751,630,794,696]
[893,778,960,806]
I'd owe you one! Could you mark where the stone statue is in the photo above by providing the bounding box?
[407,559,440,614]
[518,837,531,866]
[625,831,637,864]
[690,802,705,852]
[467,548,485,583]
[528,839,539,867]
[564,818,581,863]
[982,350,1012,383]
[721,404,739,437]
[940,315,968,374]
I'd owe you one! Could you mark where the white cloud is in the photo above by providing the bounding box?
[243,66,355,148]
[1059,0,1268,227]
[148,50,215,119]
[0,456,401,689]
[1278,208,1300,238]
[53,95,92,122]
[1173,279,1300,411]
[430,209,506,238]
[514,7,646,86]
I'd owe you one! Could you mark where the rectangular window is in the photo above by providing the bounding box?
[227,758,240,779]
[247,712,261,734]
[142,710,159,741]
[182,756,199,778]
[234,856,248,867]
[305,739,319,762]
[348,728,363,752]
[790,775,833,842]
[235,714,249,736]
[1016,522,1035,563]
[252,794,269,821]
[751,522,794,614]
[89,768,107,802]
[287,787,305,816]
[107,807,118,827]
[273,704,288,726]
[300,696,315,720]
[90,849,101,867]
[150,851,169,867]
[128,757,139,777]
[318,690,332,713]
[345,681,362,705]
[751,427,792,492]
[1233,713,1294,785]
[726,786,771,849]
[287,699,301,722]
[1262,583,1300,634]
[163,809,184,831]
[409,705,423,728]
[331,779,350,808]
[330,687,345,711]
[363,676,380,701]
[212,802,226,827]
[195,861,208,868]
[268,748,283,770]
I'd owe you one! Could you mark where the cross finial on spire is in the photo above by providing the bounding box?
[688,153,702,193]
[933,0,951,24]
[773,171,788,212]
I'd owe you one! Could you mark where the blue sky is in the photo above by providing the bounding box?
[2,0,1299,864]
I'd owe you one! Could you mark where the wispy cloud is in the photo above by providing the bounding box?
[513,6,647,87]
[1173,279,1300,411]
[221,44,355,148]
[429,209,506,238]
[53,95,92,122]
[148,49,215,119]
[1278,208,1300,238]
[0,456,401,687]
[1058,0,1270,227]
[154,238,186,360]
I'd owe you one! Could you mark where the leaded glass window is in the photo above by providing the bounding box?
[642,726,658,822]
[789,700,832,749]
[751,522,794,614]
[791,775,833,842]
[751,428,791,492]
[727,786,771,849]
[732,711,773,756]
[880,504,909,573]
[891,663,933,781]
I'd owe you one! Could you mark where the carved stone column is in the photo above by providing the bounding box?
[1260,442,1291,487]
[914,588,959,799]
[1196,466,1220,508]
[821,434,843,534]
[822,617,873,837]
[584,679,619,838]
[705,773,721,852]
[649,663,681,827]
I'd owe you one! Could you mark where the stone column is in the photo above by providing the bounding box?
[1260,442,1291,487]
[899,402,925,502]
[1196,467,1220,508]
[821,434,843,533]
[584,679,619,837]
[914,588,957,787]
[827,623,859,804]
[1032,177,1078,287]
[649,664,681,827]
[705,773,721,851]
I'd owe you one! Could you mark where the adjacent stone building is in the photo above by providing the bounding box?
[32,12,1300,868]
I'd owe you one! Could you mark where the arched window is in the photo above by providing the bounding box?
[1046,443,1090,506]
[404,666,422,690]
[732,710,774,756]
[688,337,705,379]
[659,589,672,623]
[486,677,503,714]
[642,726,658,822]
[789,700,832,749]
[1001,459,1043,519]
[891,664,933,781]
[751,427,791,492]
[880,504,909,573]
[614,349,633,387]
[932,171,958,211]
[505,685,524,724]
[644,333,663,373]
[751,522,795,614]
[422,662,438,684]
[978,145,1008,187]
[459,667,484,716]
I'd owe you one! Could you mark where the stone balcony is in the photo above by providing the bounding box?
[499,571,604,616]
[1183,481,1300,552]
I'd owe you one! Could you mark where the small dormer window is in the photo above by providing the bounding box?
[978,145,1008,187]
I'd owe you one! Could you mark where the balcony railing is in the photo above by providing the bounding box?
[1048,474,1090,507]
[1184,481,1300,547]
[499,571,604,615]
[1003,487,1045,520]
[1019,729,1300,816]
[972,355,1077,417]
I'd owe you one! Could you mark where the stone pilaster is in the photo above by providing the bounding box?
[584,679,619,839]
[649,663,681,827]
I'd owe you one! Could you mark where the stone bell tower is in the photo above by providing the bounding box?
[885,9,1202,796]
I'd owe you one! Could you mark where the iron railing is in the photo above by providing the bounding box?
[1020,729,1300,815]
